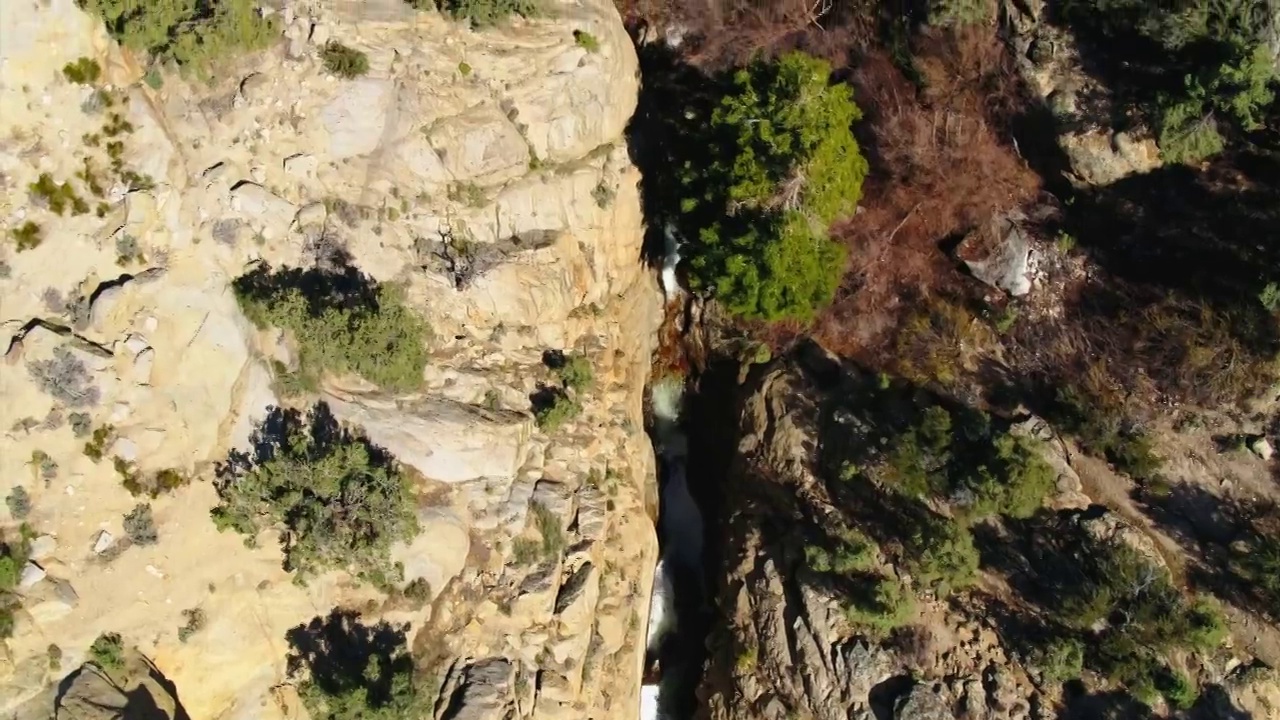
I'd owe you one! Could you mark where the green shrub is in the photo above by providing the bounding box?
[437,0,538,27]
[11,221,42,251]
[83,424,115,462]
[1052,541,1227,701]
[1064,0,1277,163]
[881,406,953,498]
[1156,93,1226,165]
[1051,382,1162,481]
[524,502,566,562]
[5,487,30,520]
[62,57,102,84]
[533,389,581,432]
[573,30,600,52]
[963,434,1056,519]
[123,503,159,545]
[905,513,979,596]
[29,174,87,216]
[929,0,992,26]
[0,538,30,592]
[293,612,431,720]
[78,0,279,77]
[177,607,206,643]
[1160,667,1199,709]
[233,265,428,392]
[88,632,125,672]
[679,52,867,321]
[321,42,369,79]
[556,354,594,393]
[211,404,419,585]
[1034,636,1085,684]
[806,528,876,575]
[843,576,915,636]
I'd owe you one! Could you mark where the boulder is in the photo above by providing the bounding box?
[955,213,1034,296]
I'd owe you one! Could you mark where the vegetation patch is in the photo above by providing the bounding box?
[123,503,159,546]
[28,346,101,407]
[1046,541,1227,705]
[573,30,600,52]
[434,0,538,28]
[531,388,581,433]
[0,533,31,638]
[212,404,419,586]
[675,52,867,321]
[62,57,102,84]
[289,610,435,720]
[233,263,429,393]
[88,632,125,672]
[10,221,41,251]
[78,0,279,77]
[321,42,369,79]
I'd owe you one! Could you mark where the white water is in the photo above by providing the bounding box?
[642,376,704,720]
[660,223,684,301]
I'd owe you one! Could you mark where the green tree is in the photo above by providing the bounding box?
[211,405,419,585]
[905,513,979,595]
[680,52,868,321]
[233,265,429,393]
[78,0,278,76]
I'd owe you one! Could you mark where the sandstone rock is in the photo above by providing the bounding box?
[92,530,115,554]
[228,182,295,233]
[425,103,530,186]
[19,562,47,588]
[55,654,182,720]
[323,393,530,484]
[390,508,469,597]
[321,79,394,160]
[29,535,57,561]
[0,1,659,718]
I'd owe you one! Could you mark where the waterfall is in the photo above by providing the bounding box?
[642,374,707,720]
[660,223,684,301]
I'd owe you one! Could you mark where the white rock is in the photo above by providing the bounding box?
[321,79,394,159]
[133,348,155,385]
[295,202,326,228]
[124,334,149,356]
[283,153,318,179]
[1250,436,1273,461]
[28,535,56,561]
[111,437,139,462]
[92,530,115,554]
[145,565,165,579]
[143,316,158,333]
[310,23,330,46]
[110,402,132,423]
[19,562,46,588]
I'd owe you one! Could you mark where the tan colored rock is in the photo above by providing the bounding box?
[0,1,659,719]
[323,392,532,484]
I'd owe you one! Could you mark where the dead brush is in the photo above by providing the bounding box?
[817,27,1039,360]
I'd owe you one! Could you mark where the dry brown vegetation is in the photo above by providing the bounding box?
[618,0,874,69]
[817,28,1041,356]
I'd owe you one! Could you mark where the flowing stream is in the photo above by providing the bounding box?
[641,374,708,720]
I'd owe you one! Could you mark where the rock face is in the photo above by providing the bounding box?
[0,1,661,718]
[1003,0,1162,186]
[698,346,1044,720]
[55,652,183,720]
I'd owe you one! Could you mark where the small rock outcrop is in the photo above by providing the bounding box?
[1003,0,1162,185]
